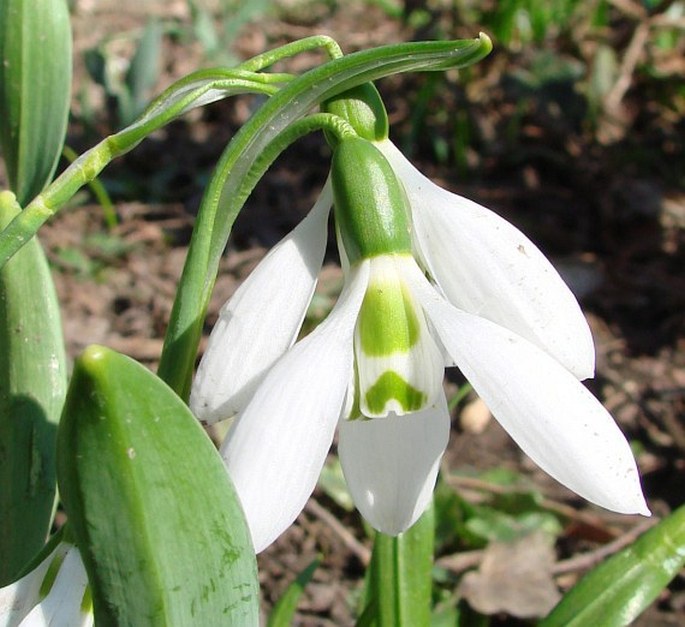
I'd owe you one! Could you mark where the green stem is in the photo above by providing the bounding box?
[0,35,349,266]
[367,507,435,626]
[157,34,493,397]
[0,72,282,268]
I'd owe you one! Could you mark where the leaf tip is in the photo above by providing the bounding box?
[80,344,110,367]
[478,32,493,55]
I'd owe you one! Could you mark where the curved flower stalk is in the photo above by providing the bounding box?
[0,539,92,627]
[191,134,649,553]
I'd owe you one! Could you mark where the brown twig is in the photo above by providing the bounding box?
[435,550,484,575]
[552,517,658,575]
[607,0,647,20]
[433,518,657,578]
[305,499,372,566]
[603,19,651,114]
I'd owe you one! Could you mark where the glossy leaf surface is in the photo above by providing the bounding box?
[0,0,72,204]
[57,345,259,626]
[541,506,685,627]
[0,192,66,584]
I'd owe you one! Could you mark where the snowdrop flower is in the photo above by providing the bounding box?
[0,540,92,627]
[191,131,649,552]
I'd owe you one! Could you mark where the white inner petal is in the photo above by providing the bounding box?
[0,542,68,626]
[25,545,91,627]
[354,255,445,418]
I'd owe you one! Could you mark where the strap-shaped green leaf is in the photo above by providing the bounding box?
[266,558,320,627]
[56,345,259,626]
[0,192,67,585]
[541,506,685,627]
[0,0,72,204]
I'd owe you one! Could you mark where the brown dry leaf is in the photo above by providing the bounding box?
[458,530,561,619]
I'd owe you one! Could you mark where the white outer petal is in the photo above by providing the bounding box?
[23,546,91,627]
[339,395,450,535]
[190,182,332,423]
[407,266,649,516]
[0,545,61,627]
[0,543,91,627]
[378,139,595,380]
[221,261,370,552]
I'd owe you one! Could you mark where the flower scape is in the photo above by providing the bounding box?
[190,120,649,553]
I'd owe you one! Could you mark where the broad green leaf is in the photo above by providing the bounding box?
[0,192,67,585]
[363,506,435,627]
[541,505,685,627]
[56,345,259,626]
[0,0,72,204]
[267,558,320,627]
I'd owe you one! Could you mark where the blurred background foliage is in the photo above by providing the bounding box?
[69,0,684,238]
[396,0,683,180]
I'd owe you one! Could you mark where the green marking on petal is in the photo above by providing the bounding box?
[81,583,93,613]
[346,360,364,421]
[365,371,426,415]
[39,549,66,599]
[359,281,420,356]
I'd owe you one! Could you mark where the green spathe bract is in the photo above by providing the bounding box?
[57,345,259,626]
[332,137,412,264]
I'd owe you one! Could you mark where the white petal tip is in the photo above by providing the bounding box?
[618,497,652,518]
[574,359,596,382]
[608,502,651,518]
[220,263,369,553]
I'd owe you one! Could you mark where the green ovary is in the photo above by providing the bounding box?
[365,371,426,415]
[358,281,419,356]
